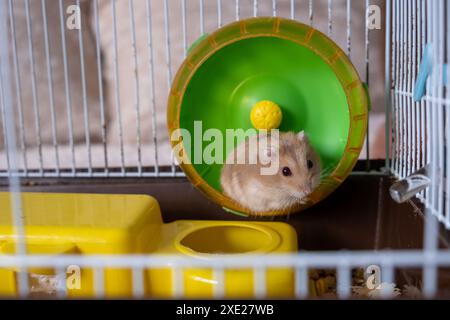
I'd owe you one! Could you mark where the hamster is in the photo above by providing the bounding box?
[220,131,321,214]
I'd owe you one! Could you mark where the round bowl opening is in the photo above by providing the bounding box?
[179,225,273,254]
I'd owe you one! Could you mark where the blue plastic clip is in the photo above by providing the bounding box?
[413,43,433,102]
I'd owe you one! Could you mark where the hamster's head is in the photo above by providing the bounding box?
[264,131,321,202]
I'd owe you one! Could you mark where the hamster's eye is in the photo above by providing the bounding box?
[282,167,292,177]
[307,159,314,170]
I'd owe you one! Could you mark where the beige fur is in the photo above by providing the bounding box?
[221,131,321,213]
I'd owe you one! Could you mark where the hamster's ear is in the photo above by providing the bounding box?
[297,130,309,142]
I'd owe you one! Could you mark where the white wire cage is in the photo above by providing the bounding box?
[388,0,450,229]
[0,0,449,299]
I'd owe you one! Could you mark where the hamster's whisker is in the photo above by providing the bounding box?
[319,165,335,179]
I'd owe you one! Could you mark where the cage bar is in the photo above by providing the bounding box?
[253,266,266,298]
[0,251,448,298]
[41,0,61,175]
[376,258,394,298]
[163,0,176,176]
[128,0,143,176]
[2,251,450,269]
[217,0,222,28]
[337,263,351,298]
[290,0,295,20]
[446,0,450,228]
[93,0,109,175]
[364,0,370,163]
[132,267,144,298]
[173,267,184,298]
[76,0,93,176]
[146,0,160,176]
[346,0,351,58]
[199,0,205,34]
[94,267,105,298]
[325,0,332,36]
[111,0,126,175]
[58,0,76,175]
[406,0,412,177]
[56,266,68,298]
[213,267,225,298]
[294,264,308,298]
[181,0,187,57]
[8,0,28,174]
[24,0,44,174]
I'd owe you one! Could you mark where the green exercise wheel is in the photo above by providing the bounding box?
[167,17,368,216]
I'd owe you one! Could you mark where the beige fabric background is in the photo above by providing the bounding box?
[4,0,102,145]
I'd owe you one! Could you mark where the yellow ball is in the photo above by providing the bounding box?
[250,100,283,130]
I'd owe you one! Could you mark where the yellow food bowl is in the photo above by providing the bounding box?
[149,220,297,298]
[0,192,298,298]
[250,100,283,130]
